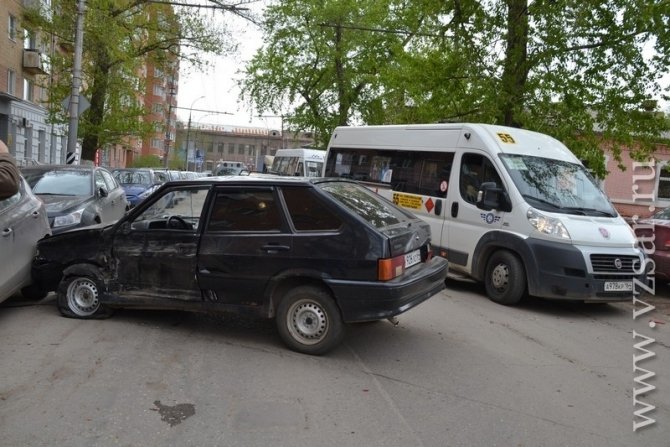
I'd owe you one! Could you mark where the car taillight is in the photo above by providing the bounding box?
[378,255,406,281]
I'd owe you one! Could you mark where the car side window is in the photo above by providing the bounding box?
[281,187,343,231]
[130,186,209,231]
[0,186,21,213]
[207,188,281,232]
[100,170,118,191]
[95,171,107,193]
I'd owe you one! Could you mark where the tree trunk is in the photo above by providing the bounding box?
[81,51,110,161]
[499,0,529,128]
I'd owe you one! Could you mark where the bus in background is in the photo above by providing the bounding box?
[324,123,647,306]
[269,148,324,177]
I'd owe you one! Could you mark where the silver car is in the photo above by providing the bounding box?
[0,177,51,303]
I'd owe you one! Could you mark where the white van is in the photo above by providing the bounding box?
[324,123,647,304]
[270,148,325,177]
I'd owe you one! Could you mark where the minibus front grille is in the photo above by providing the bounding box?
[589,254,641,274]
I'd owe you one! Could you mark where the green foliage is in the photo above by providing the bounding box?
[130,154,162,168]
[241,0,670,176]
[23,0,236,161]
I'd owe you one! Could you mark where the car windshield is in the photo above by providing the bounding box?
[500,154,616,217]
[318,181,415,229]
[113,171,152,185]
[24,170,92,196]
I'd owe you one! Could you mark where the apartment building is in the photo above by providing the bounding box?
[175,122,315,172]
[0,0,66,165]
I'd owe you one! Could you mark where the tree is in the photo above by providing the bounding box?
[241,0,670,175]
[24,0,250,161]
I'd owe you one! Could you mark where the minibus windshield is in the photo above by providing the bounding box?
[500,154,617,217]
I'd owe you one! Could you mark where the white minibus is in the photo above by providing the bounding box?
[270,148,325,177]
[324,123,647,305]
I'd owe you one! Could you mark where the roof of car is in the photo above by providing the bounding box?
[161,175,348,188]
[21,164,100,172]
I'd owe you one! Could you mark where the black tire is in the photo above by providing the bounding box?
[276,285,344,355]
[57,274,113,319]
[484,250,526,305]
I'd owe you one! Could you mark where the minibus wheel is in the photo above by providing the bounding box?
[484,250,526,305]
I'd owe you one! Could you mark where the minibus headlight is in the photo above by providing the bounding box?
[527,208,571,239]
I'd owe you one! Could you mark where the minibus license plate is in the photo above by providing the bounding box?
[405,250,421,268]
[604,281,632,292]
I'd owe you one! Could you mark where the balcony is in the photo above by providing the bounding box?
[23,49,47,75]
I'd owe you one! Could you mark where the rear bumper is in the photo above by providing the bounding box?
[326,256,448,322]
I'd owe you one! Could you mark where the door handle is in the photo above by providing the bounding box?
[2,228,12,237]
[451,202,459,218]
[261,244,290,254]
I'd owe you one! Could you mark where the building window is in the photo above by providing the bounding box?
[151,139,164,150]
[658,163,670,201]
[23,79,34,101]
[23,29,37,49]
[7,69,16,95]
[238,144,245,155]
[153,84,164,98]
[228,143,235,155]
[249,145,256,156]
[218,143,224,154]
[152,103,163,114]
[8,15,17,41]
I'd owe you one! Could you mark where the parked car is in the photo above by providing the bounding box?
[0,177,51,303]
[32,177,448,354]
[21,165,128,235]
[214,161,249,176]
[111,168,168,208]
[632,207,670,281]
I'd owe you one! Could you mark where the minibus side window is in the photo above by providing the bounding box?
[325,149,453,197]
[460,154,504,204]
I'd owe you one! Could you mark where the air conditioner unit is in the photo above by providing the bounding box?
[23,49,46,75]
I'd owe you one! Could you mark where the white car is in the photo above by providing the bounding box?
[0,177,51,303]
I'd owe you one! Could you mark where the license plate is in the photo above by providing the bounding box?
[405,249,421,268]
[604,281,633,292]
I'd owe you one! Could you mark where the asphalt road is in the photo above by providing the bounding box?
[0,282,668,447]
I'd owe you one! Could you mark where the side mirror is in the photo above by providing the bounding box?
[98,187,108,198]
[119,221,132,235]
[476,182,512,212]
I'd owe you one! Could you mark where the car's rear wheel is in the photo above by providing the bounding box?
[484,250,526,305]
[276,285,344,355]
[57,274,112,319]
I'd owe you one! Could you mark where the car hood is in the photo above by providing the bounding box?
[38,195,92,214]
[37,223,113,262]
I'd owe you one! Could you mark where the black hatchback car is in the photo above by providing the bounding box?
[33,177,448,354]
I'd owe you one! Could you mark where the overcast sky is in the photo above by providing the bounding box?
[175,4,279,132]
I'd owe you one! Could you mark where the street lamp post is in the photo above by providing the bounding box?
[184,96,205,171]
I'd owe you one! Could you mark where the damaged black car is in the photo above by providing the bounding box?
[32,177,448,355]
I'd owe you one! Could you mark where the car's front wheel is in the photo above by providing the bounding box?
[57,274,113,319]
[276,285,344,355]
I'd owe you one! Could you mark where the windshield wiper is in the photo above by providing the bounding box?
[560,207,616,217]
[521,194,561,209]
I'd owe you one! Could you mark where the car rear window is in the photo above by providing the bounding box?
[281,187,343,231]
[318,181,414,229]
